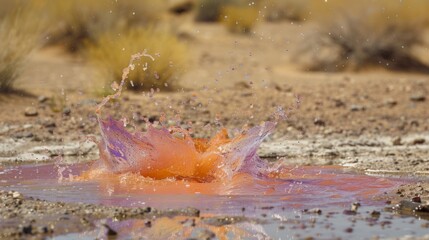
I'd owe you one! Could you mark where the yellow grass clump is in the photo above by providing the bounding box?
[298,0,429,72]
[86,28,188,94]
[45,0,167,52]
[263,0,310,22]
[0,2,45,92]
[221,5,260,34]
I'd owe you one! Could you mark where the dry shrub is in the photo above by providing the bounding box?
[298,0,429,72]
[263,0,310,22]
[221,4,260,34]
[45,0,167,52]
[0,2,45,92]
[195,0,229,22]
[86,27,188,93]
[195,0,260,22]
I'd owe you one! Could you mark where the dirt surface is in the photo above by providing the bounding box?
[1,22,429,238]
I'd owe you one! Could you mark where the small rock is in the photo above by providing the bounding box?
[148,115,159,123]
[370,210,381,218]
[63,107,71,116]
[303,208,322,215]
[412,196,422,203]
[392,137,402,146]
[14,132,34,139]
[351,202,361,212]
[350,105,365,112]
[412,138,426,145]
[396,200,429,213]
[313,118,326,126]
[410,94,426,102]
[38,96,48,103]
[103,224,117,236]
[333,99,346,108]
[384,99,397,107]
[42,118,56,128]
[24,107,38,117]
[21,225,33,235]
[12,191,22,199]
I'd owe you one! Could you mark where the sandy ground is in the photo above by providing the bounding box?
[0,22,429,238]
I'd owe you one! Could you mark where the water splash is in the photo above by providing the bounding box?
[77,52,404,197]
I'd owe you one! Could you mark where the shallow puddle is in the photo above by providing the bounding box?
[2,163,429,239]
[0,163,404,211]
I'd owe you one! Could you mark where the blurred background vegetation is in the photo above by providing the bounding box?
[1,0,428,94]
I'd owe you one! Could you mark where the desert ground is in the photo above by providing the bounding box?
[1,1,429,239]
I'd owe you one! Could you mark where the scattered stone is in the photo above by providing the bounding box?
[351,202,360,210]
[384,99,397,107]
[394,200,429,213]
[13,132,34,139]
[350,105,365,112]
[42,118,56,128]
[410,94,426,102]
[411,196,422,203]
[103,224,117,236]
[196,228,216,240]
[24,107,38,117]
[412,138,426,145]
[12,191,22,199]
[38,96,48,103]
[21,225,33,235]
[148,115,159,123]
[370,210,381,218]
[313,118,326,126]
[392,137,402,146]
[63,107,71,116]
[303,208,322,215]
[333,99,346,108]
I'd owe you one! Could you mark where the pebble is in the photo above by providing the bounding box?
[103,224,117,236]
[42,118,56,128]
[38,96,48,103]
[12,191,22,199]
[412,138,426,145]
[313,118,326,126]
[21,224,33,235]
[63,107,71,116]
[350,202,361,212]
[24,107,38,117]
[384,99,397,107]
[410,94,426,102]
[350,105,365,112]
[392,137,402,146]
[13,132,34,139]
[303,208,322,215]
[370,210,381,218]
[411,196,421,203]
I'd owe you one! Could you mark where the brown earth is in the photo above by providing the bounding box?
[1,20,429,239]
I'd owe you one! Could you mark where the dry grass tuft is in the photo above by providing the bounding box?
[86,27,188,94]
[45,0,167,52]
[195,0,229,22]
[221,4,260,34]
[0,2,45,92]
[297,0,429,72]
[263,0,309,22]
